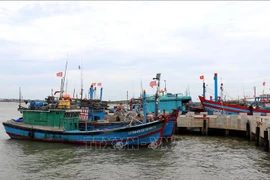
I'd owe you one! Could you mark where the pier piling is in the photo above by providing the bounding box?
[264,130,269,152]
[255,126,260,146]
[246,120,250,141]
[225,130,230,136]
[202,114,208,135]
[177,112,270,152]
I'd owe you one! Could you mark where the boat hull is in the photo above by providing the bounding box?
[79,111,179,138]
[199,96,270,115]
[3,119,166,147]
[162,115,178,138]
[80,121,176,138]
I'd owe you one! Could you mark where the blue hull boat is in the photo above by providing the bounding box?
[79,109,179,139]
[3,118,166,147]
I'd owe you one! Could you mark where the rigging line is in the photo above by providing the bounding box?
[222,90,235,100]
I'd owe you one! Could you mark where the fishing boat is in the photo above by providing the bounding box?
[199,95,270,115]
[199,73,270,115]
[2,99,167,147]
[128,73,205,115]
[2,65,168,147]
[79,73,180,139]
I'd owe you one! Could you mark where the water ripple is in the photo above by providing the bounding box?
[1,103,270,180]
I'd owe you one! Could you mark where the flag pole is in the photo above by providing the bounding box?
[200,75,206,98]
[263,80,266,95]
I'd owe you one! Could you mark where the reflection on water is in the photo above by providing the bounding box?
[1,102,270,180]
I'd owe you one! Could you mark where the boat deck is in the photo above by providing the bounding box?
[4,120,64,132]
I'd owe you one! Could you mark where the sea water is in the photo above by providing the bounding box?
[0,102,270,180]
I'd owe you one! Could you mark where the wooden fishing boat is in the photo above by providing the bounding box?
[199,95,270,115]
[199,73,270,115]
[2,100,167,147]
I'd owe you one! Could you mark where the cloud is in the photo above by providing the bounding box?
[0,1,270,101]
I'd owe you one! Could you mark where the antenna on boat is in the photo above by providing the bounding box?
[153,73,161,117]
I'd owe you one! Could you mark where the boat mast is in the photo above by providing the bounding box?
[126,91,128,109]
[79,64,83,100]
[214,73,218,102]
[143,90,147,123]
[220,77,223,101]
[60,61,68,99]
[73,88,75,98]
[65,71,68,94]
[19,87,21,108]
[201,75,206,98]
[220,82,223,101]
[153,73,161,117]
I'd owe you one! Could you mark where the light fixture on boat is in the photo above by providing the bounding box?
[153,73,161,81]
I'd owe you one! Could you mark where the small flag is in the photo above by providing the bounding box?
[91,82,96,86]
[56,72,63,77]
[263,82,266,86]
[78,65,81,69]
[164,87,167,92]
[97,82,102,86]
[149,81,156,88]
[200,75,204,80]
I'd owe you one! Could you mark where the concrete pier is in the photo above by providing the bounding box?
[176,112,270,151]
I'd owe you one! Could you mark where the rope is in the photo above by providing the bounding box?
[129,116,144,126]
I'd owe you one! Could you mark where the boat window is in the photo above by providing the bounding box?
[71,113,75,118]
[64,112,71,118]
[64,112,80,118]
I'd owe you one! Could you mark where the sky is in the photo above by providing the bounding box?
[1,1,270,102]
